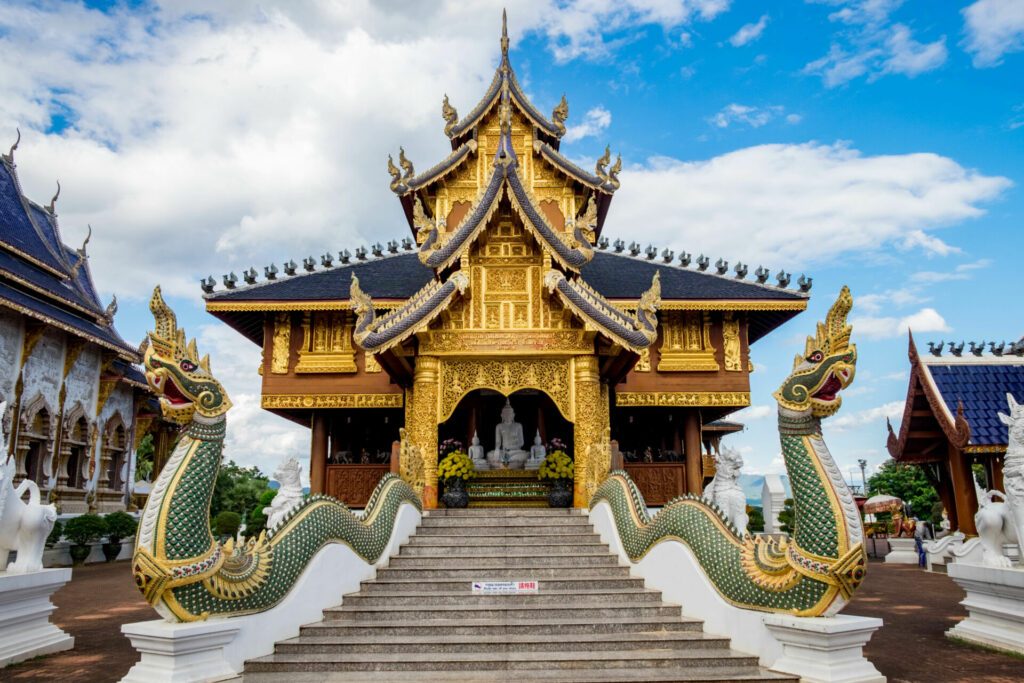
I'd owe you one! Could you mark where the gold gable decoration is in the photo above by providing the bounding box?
[657,311,719,372]
[295,311,357,374]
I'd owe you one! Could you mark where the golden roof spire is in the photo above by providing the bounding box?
[501,9,509,59]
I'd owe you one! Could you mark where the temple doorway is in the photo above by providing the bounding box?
[439,389,573,460]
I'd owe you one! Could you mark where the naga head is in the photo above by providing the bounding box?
[144,286,231,425]
[999,393,1024,449]
[773,286,857,418]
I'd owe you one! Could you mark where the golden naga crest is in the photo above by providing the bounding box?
[145,286,232,425]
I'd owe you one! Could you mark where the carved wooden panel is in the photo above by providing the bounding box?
[326,464,390,507]
[624,463,686,506]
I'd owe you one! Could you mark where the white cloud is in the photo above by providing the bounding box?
[910,258,992,283]
[962,0,1024,67]
[563,106,612,143]
[857,288,926,314]
[708,103,786,128]
[785,113,803,124]
[899,229,960,256]
[830,400,905,432]
[611,142,1009,268]
[850,307,951,340]
[729,14,770,47]
[734,405,772,421]
[804,2,947,86]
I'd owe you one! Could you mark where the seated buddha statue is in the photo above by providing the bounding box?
[468,431,488,471]
[526,430,546,470]
[487,399,528,469]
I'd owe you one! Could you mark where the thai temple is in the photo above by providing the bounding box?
[204,15,811,509]
[0,136,167,514]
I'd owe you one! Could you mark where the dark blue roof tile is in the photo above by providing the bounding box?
[928,363,1024,446]
[0,162,67,273]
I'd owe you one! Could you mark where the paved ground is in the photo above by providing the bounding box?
[4,559,1024,682]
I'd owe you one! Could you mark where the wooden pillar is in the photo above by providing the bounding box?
[310,411,328,495]
[948,442,978,535]
[683,410,702,495]
[672,413,683,457]
[926,462,958,532]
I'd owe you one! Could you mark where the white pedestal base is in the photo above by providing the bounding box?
[763,614,885,683]
[884,537,918,564]
[0,568,74,667]
[121,620,239,683]
[946,562,1024,655]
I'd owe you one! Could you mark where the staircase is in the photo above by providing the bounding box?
[242,509,794,682]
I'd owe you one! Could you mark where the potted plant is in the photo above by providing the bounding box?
[63,514,107,565]
[438,450,474,508]
[45,519,64,549]
[539,450,574,508]
[102,511,138,562]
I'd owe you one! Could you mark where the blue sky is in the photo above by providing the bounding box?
[2,0,1022,484]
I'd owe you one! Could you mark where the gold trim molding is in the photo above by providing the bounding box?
[612,299,808,312]
[262,393,404,409]
[206,300,404,312]
[964,444,1006,454]
[615,391,750,407]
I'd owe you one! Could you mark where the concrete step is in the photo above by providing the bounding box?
[387,554,622,568]
[244,648,761,673]
[300,615,704,638]
[398,542,609,557]
[425,508,585,517]
[405,532,602,545]
[360,576,645,592]
[273,630,730,655]
[325,602,683,622]
[419,515,591,527]
[242,671,795,682]
[340,588,664,608]
[374,565,632,580]
[415,524,596,536]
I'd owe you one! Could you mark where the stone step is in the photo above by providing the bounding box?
[405,532,602,545]
[398,542,609,557]
[300,615,704,638]
[425,508,585,517]
[325,602,683,622]
[420,515,592,527]
[274,630,730,655]
[360,576,645,592]
[244,648,761,673]
[415,524,595,536]
[340,588,664,608]
[242,670,795,682]
[375,565,632,580]
[387,554,621,569]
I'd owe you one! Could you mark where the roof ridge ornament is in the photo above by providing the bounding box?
[46,180,60,214]
[442,94,458,136]
[501,8,509,61]
[552,95,568,136]
[3,127,19,163]
[69,224,91,278]
[103,294,118,324]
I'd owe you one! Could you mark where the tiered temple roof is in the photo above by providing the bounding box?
[0,138,137,359]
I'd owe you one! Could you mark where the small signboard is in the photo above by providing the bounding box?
[471,580,539,594]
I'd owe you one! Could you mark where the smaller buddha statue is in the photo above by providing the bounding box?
[468,431,488,471]
[526,430,546,470]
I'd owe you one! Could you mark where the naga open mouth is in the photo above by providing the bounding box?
[162,378,190,405]
[812,374,843,402]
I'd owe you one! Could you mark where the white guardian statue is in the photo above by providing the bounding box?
[263,457,305,531]
[998,393,1024,552]
[0,401,59,573]
[703,446,749,536]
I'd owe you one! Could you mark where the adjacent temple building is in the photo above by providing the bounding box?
[887,333,1024,534]
[205,18,810,508]
[0,136,169,514]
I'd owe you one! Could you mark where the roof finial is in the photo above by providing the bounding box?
[4,127,19,163]
[70,224,91,277]
[501,9,509,59]
[104,294,118,323]
[47,180,61,213]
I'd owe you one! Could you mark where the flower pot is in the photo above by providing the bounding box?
[69,544,91,565]
[442,478,470,509]
[102,541,123,562]
[548,479,573,508]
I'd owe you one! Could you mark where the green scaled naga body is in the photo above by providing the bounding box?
[592,286,865,617]
[132,287,420,622]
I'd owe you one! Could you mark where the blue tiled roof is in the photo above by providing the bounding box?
[0,161,67,273]
[927,363,1024,446]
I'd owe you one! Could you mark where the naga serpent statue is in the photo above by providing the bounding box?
[132,287,420,622]
[592,286,865,617]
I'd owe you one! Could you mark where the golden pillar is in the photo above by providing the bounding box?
[411,356,440,508]
[572,355,605,508]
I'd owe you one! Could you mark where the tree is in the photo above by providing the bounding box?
[210,460,271,520]
[213,511,242,538]
[867,459,939,519]
[135,433,154,482]
[778,498,795,534]
[245,489,278,538]
[747,506,765,533]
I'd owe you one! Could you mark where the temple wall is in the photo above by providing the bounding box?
[21,328,63,415]
[0,308,22,404]
[64,345,101,419]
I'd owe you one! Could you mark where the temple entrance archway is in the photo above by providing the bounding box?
[440,388,574,459]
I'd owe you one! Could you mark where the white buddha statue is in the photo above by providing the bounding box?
[487,399,528,469]
[468,431,488,471]
[527,430,546,470]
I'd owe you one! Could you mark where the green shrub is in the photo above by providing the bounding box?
[46,520,64,547]
[64,514,107,546]
[104,511,138,543]
[778,498,795,534]
[213,511,242,538]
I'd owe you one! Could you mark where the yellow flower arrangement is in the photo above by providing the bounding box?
[437,450,475,482]
[538,450,573,481]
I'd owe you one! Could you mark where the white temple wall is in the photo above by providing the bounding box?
[20,329,64,418]
[64,345,101,421]
[0,308,23,405]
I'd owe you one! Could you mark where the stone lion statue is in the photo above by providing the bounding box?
[0,401,58,573]
[703,446,749,536]
[263,456,305,531]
